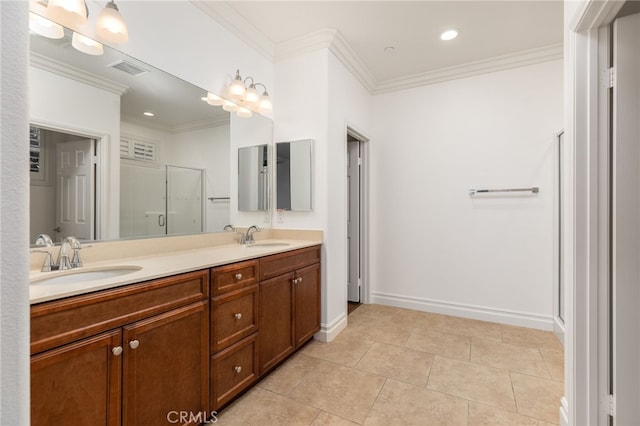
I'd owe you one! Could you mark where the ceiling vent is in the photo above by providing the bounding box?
[108,59,149,77]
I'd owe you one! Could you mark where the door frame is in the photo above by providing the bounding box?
[30,119,108,241]
[346,126,370,305]
[565,1,625,425]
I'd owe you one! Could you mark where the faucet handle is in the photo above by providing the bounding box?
[31,249,54,272]
[70,247,83,268]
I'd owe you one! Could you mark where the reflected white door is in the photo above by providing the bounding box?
[612,11,640,425]
[55,139,94,240]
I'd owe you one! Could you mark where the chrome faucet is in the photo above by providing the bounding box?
[223,224,236,232]
[56,236,83,270]
[34,233,54,247]
[244,225,261,244]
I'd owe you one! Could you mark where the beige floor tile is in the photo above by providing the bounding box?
[390,308,446,331]
[540,349,564,382]
[355,341,434,386]
[340,314,414,347]
[215,387,319,426]
[468,402,538,426]
[348,303,399,321]
[364,379,468,425]
[288,362,386,423]
[405,327,471,361]
[501,325,564,352]
[427,356,517,412]
[443,316,503,340]
[259,353,332,395]
[311,412,360,426]
[511,372,564,424]
[471,338,550,378]
[300,332,373,367]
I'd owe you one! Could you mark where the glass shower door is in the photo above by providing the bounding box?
[166,165,204,236]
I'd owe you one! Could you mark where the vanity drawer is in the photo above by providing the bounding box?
[30,269,209,355]
[211,334,258,410]
[259,246,321,281]
[211,260,259,296]
[211,285,258,352]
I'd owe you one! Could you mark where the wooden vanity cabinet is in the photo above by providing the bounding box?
[258,246,321,375]
[30,270,210,426]
[210,260,260,410]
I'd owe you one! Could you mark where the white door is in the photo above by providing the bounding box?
[611,11,640,425]
[347,140,360,302]
[55,139,94,241]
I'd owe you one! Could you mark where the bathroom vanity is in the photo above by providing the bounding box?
[29,238,321,425]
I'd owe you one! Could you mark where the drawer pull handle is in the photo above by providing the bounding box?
[234,366,242,374]
[235,273,243,280]
[112,346,123,356]
[234,312,242,320]
[129,340,140,350]
[292,278,298,284]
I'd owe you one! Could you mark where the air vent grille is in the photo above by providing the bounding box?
[108,60,149,77]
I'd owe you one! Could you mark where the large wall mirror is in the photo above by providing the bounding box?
[28,22,272,244]
[276,139,313,211]
[238,145,269,211]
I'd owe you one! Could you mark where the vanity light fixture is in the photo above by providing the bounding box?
[206,92,224,106]
[29,12,64,39]
[47,0,87,28]
[236,106,253,118]
[222,100,239,113]
[226,69,273,114]
[440,29,459,41]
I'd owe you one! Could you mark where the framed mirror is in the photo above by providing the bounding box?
[276,139,313,211]
[238,145,269,211]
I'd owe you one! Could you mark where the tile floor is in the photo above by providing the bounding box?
[215,304,564,426]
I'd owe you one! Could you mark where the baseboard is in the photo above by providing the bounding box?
[559,396,569,426]
[371,291,554,331]
[314,312,348,343]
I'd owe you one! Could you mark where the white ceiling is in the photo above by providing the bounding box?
[213,1,564,85]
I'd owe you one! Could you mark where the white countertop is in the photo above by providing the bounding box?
[29,239,320,305]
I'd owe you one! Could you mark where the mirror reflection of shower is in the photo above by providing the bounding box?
[120,164,205,238]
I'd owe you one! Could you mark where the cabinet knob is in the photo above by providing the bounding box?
[292,278,298,284]
[112,346,123,356]
[235,273,243,280]
[234,312,242,320]
[298,277,303,283]
[234,365,242,374]
[129,340,140,349]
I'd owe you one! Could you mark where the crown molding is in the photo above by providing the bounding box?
[122,115,230,134]
[30,52,129,96]
[190,1,275,61]
[373,43,564,95]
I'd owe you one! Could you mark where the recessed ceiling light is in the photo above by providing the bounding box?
[143,112,154,117]
[384,46,395,54]
[440,29,459,41]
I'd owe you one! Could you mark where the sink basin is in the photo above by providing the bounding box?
[30,266,142,286]
[246,242,291,248]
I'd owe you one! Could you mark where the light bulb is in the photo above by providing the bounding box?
[71,32,104,56]
[258,91,272,112]
[96,1,129,44]
[244,85,259,107]
[228,70,246,100]
[47,0,87,28]
[440,29,459,41]
[29,13,64,39]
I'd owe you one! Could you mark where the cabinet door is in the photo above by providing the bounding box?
[31,330,122,426]
[294,263,321,348]
[122,301,209,426]
[258,272,295,375]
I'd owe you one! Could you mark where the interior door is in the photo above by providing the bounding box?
[611,11,640,424]
[347,140,360,302]
[55,139,94,240]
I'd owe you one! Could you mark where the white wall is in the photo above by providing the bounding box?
[371,60,563,329]
[0,2,30,424]
[29,66,121,239]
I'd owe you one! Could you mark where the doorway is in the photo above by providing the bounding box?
[346,128,369,309]
[29,125,98,243]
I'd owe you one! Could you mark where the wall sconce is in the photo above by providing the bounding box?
[30,0,129,56]
[227,69,273,116]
